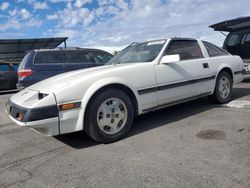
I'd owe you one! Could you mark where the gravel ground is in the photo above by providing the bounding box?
[0,80,249,188]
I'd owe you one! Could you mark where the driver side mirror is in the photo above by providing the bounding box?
[160,54,180,64]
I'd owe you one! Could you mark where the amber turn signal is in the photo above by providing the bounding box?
[58,102,81,111]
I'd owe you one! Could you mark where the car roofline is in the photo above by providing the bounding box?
[133,38,197,42]
[32,48,113,54]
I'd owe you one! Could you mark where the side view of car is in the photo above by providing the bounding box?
[17,48,113,88]
[6,38,243,143]
[0,62,19,91]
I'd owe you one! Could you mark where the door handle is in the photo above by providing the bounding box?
[203,63,209,69]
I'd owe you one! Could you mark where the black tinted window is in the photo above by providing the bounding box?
[35,51,65,64]
[13,64,19,71]
[165,40,203,60]
[66,51,91,64]
[35,51,92,64]
[243,33,250,43]
[0,64,10,71]
[94,52,113,64]
[227,34,241,46]
[203,41,228,57]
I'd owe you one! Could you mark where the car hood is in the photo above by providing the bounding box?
[28,63,142,93]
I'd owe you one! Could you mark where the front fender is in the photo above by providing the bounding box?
[81,77,142,115]
[58,77,142,134]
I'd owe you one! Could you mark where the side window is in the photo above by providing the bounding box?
[35,51,65,64]
[66,51,92,64]
[93,52,113,64]
[227,34,241,46]
[165,40,203,60]
[243,33,250,43]
[203,41,228,57]
[0,64,10,71]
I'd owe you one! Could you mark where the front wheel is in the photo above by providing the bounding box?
[210,71,233,104]
[85,89,134,143]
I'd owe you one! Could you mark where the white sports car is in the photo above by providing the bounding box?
[6,38,243,143]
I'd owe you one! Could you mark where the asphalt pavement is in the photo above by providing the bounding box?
[0,80,249,188]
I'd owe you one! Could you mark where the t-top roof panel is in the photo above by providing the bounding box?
[0,37,68,62]
[209,16,250,32]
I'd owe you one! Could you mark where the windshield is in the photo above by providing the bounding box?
[107,40,166,64]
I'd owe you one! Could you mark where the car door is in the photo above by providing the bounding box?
[155,40,212,106]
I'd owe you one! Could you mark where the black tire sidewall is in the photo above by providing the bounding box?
[86,89,134,143]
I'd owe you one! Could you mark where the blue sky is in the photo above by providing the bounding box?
[0,0,250,52]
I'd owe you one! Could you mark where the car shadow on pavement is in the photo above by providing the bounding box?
[242,76,250,83]
[232,87,250,100]
[54,131,98,149]
[129,86,250,138]
[129,97,217,138]
[54,87,250,149]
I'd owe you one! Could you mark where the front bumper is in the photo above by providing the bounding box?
[5,100,60,136]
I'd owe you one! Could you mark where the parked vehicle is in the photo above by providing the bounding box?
[0,63,19,91]
[210,16,250,74]
[17,48,113,88]
[6,38,243,143]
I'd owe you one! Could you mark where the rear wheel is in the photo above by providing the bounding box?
[210,71,232,104]
[85,89,134,143]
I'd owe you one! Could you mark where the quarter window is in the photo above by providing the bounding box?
[165,40,203,60]
[203,41,228,57]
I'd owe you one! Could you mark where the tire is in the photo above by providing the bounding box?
[210,71,233,104]
[85,89,134,143]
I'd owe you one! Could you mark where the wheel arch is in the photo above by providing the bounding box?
[212,65,233,93]
[85,83,139,115]
[218,67,233,80]
[81,80,140,131]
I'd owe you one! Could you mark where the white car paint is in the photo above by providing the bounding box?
[6,38,244,136]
